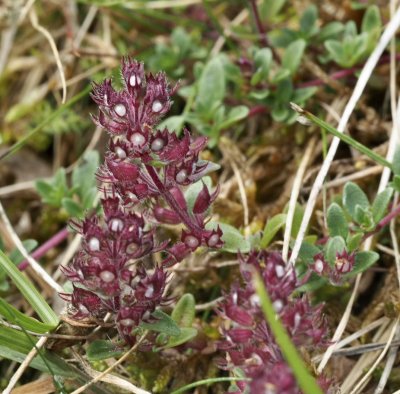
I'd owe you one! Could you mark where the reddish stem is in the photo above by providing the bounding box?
[248,53,400,118]
[248,0,268,48]
[248,0,280,62]
[378,202,400,229]
[19,227,69,270]
[298,53,400,88]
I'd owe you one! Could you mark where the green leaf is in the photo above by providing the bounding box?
[249,90,270,100]
[197,56,226,111]
[282,39,306,75]
[251,48,272,85]
[0,251,59,327]
[36,168,70,207]
[297,273,328,293]
[271,68,291,83]
[372,187,393,223]
[361,5,381,34]
[292,87,317,103]
[346,232,363,252]
[206,222,251,253]
[73,150,99,183]
[260,213,287,248]
[254,274,324,394]
[300,5,318,37]
[0,326,78,377]
[158,115,185,135]
[165,327,198,349]
[0,298,54,334]
[289,203,304,238]
[392,145,400,176]
[9,239,38,265]
[87,340,123,361]
[298,241,321,263]
[327,203,349,238]
[140,310,180,337]
[219,106,249,130]
[61,198,83,218]
[271,105,289,122]
[171,377,249,394]
[324,40,343,62]
[35,180,54,202]
[347,251,379,277]
[343,182,370,221]
[261,0,286,21]
[318,22,344,42]
[325,236,346,265]
[185,176,212,213]
[171,294,195,328]
[392,174,400,193]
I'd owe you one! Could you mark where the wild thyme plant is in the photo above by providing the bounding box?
[61,58,222,344]
[217,251,332,394]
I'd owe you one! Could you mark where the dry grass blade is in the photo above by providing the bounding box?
[70,333,149,394]
[29,7,67,103]
[0,201,63,293]
[289,5,400,265]
[348,319,399,394]
[282,137,315,263]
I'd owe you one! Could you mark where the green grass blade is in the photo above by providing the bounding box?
[254,273,324,394]
[0,298,55,333]
[0,86,91,161]
[170,377,250,394]
[290,103,392,169]
[0,325,77,377]
[0,250,59,326]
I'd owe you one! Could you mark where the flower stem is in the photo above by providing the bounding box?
[248,0,280,62]
[19,227,69,271]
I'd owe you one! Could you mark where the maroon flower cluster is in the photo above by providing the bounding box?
[62,58,222,344]
[310,250,355,285]
[217,251,331,394]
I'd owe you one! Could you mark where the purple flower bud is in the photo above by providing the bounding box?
[182,232,200,250]
[169,186,187,211]
[106,158,139,182]
[226,328,254,343]
[153,206,181,224]
[193,183,211,214]
[225,304,254,326]
[121,58,145,93]
[312,253,328,275]
[166,242,190,263]
[205,226,224,248]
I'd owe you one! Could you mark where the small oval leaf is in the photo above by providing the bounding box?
[171,294,196,328]
[87,340,123,361]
